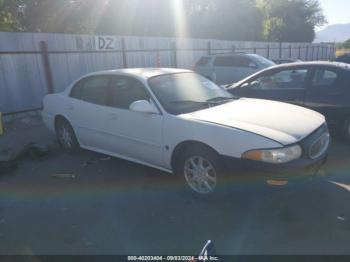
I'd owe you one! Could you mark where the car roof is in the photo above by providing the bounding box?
[268,61,350,70]
[205,53,253,57]
[83,68,192,80]
[232,61,350,88]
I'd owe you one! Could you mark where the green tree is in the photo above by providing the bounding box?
[186,0,264,41]
[0,0,326,43]
[258,0,327,42]
[342,39,350,49]
[0,0,23,31]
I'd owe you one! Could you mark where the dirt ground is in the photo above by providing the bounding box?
[0,116,349,255]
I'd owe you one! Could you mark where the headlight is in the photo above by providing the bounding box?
[242,144,302,164]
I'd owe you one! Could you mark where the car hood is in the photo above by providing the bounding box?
[180,98,325,145]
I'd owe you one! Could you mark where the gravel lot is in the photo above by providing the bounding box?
[0,117,349,255]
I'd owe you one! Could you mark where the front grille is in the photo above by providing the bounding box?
[299,124,330,160]
[309,131,330,159]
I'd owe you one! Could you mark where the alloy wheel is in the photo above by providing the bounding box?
[183,156,217,194]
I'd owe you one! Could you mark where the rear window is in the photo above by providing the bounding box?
[195,57,210,67]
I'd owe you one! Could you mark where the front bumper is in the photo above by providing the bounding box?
[222,124,330,182]
[222,153,328,181]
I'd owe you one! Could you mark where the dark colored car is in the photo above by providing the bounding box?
[335,53,350,64]
[228,61,350,141]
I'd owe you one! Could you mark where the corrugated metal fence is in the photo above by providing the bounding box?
[0,32,336,115]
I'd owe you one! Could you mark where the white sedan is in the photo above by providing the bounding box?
[42,68,330,195]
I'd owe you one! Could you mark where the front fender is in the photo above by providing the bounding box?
[163,115,282,170]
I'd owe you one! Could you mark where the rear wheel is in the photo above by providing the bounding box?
[176,145,224,196]
[55,118,80,151]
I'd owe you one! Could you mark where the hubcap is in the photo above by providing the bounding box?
[184,156,217,194]
[59,125,73,147]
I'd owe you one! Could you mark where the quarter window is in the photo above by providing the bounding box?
[70,76,110,106]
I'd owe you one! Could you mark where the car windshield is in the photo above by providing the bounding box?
[148,72,236,115]
[250,54,276,67]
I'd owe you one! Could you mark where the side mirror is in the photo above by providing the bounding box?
[129,100,158,114]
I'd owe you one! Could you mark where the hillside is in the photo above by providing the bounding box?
[315,23,350,43]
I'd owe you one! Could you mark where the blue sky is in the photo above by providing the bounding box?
[319,0,350,26]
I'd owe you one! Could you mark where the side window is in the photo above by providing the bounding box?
[234,56,252,67]
[248,69,308,90]
[214,56,235,67]
[214,56,252,67]
[70,76,109,106]
[312,69,338,88]
[108,76,150,110]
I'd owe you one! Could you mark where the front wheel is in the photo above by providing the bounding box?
[176,146,223,195]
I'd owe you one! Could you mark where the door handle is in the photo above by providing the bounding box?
[66,105,74,111]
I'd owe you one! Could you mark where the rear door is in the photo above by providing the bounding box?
[233,67,310,106]
[67,75,111,149]
[304,67,349,124]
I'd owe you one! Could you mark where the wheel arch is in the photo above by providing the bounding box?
[170,140,220,172]
[54,114,71,131]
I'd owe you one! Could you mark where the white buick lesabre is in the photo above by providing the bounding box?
[42,68,330,195]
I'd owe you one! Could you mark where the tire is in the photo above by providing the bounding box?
[341,117,350,143]
[175,145,224,196]
[55,118,80,152]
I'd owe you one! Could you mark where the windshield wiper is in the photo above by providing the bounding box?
[206,96,238,103]
[170,100,205,104]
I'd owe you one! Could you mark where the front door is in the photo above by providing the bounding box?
[235,68,309,106]
[104,75,164,167]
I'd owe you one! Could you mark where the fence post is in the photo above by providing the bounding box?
[253,47,257,54]
[156,50,161,67]
[267,44,270,59]
[207,41,211,55]
[312,46,315,60]
[39,41,54,94]
[232,44,236,53]
[279,42,282,59]
[289,45,292,58]
[121,38,128,68]
[306,46,309,61]
[298,46,301,59]
[172,41,177,68]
